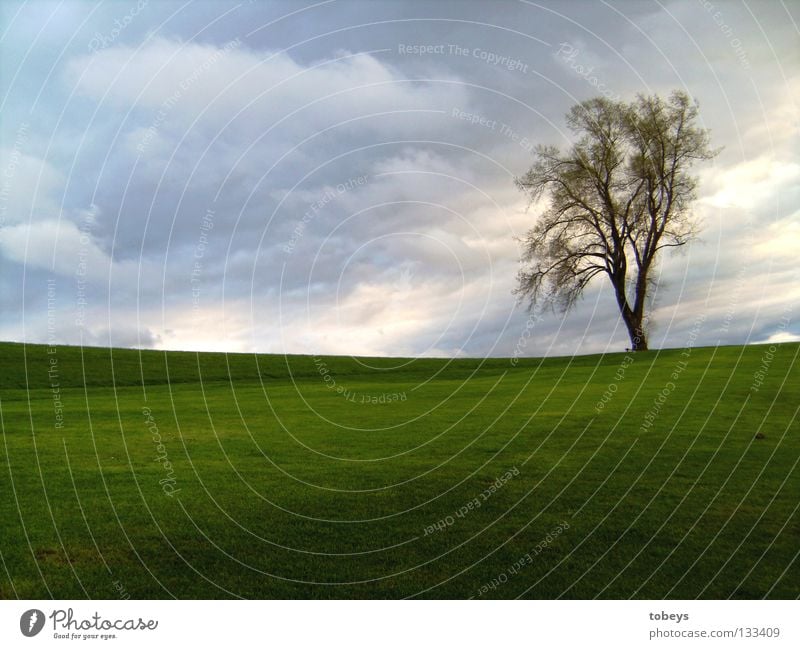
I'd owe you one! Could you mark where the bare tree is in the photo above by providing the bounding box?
[514,90,718,351]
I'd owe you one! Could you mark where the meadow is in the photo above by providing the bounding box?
[0,340,797,599]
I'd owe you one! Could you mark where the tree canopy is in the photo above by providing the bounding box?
[515,90,718,350]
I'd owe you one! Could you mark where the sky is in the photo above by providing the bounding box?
[0,0,798,358]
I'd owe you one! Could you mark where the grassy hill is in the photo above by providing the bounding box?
[0,340,797,599]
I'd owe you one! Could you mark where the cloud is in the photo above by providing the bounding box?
[65,37,468,147]
[0,147,65,226]
[0,217,110,278]
[0,1,797,357]
[702,158,800,211]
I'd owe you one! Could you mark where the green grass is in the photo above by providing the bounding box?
[0,340,798,599]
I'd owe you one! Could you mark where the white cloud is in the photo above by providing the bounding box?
[0,218,111,278]
[758,331,800,345]
[701,157,800,210]
[65,37,469,155]
[0,149,65,226]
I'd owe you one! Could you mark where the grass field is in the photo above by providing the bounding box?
[0,340,798,599]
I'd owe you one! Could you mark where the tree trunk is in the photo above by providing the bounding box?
[611,267,649,351]
[616,296,648,351]
[617,296,648,350]
[624,316,648,351]
[629,267,649,351]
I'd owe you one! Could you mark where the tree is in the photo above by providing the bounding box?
[514,90,718,351]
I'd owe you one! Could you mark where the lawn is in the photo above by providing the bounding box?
[0,341,797,599]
